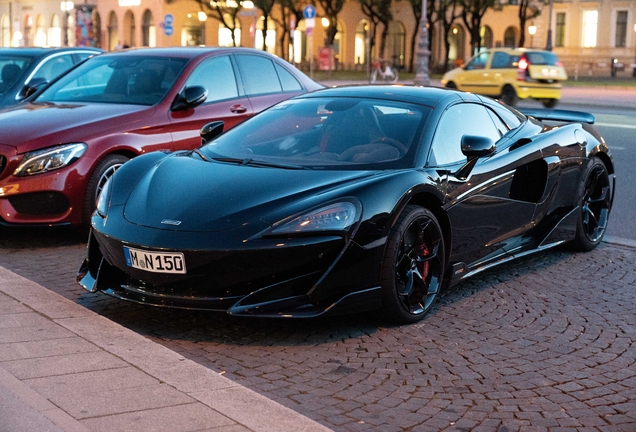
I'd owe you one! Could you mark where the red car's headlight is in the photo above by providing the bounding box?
[13,143,86,176]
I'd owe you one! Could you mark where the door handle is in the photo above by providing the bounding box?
[230,104,247,114]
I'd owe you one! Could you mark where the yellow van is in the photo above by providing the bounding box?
[441,48,568,108]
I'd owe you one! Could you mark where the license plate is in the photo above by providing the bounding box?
[123,247,186,274]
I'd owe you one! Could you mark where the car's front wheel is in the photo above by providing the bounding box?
[570,158,612,251]
[541,98,558,108]
[380,205,446,324]
[82,154,130,228]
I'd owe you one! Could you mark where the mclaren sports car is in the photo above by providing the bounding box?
[78,85,615,323]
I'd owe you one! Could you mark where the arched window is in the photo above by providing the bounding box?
[447,25,466,68]
[386,21,405,68]
[480,25,493,50]
[34,15,46,47]
[504,26,516,47]
[183,12,205,46]
[354,20,368,66]
[123,10,135,47]
[142,10,155,47]
[292,20,306,65]
[255,17,276,53]
[108,11,118,51]
[1,15,10,47]
[24,15,33,46]
[50,15,62,47]
[67,14,76,46]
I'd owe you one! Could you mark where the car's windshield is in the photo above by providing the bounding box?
[200,97,430,170]
[36,55,188,105]
[0,55,32,94]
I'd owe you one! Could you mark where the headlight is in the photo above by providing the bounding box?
[95,175,113,218]
[266,201,359,236]
[13,143,87,176]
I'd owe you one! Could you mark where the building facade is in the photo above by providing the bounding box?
[1,0,635,77]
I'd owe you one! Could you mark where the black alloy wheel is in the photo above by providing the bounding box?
[82,154,130,231]
[380,205,446,324]
[500,85,518,106]
[571,158,612,251]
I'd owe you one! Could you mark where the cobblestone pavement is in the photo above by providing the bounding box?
[1,226,635,432]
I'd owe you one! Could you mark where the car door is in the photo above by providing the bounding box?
[433,102,542,269]
[169,54,254,151]
[456,51,497,96]
[234,53,308,113]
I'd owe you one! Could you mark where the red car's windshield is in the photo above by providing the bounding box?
[36,56,188,105]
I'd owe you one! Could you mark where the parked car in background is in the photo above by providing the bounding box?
[0,47,322,230]
[78,85,614,324]
[441,48,568,107]
[0,47,103,108]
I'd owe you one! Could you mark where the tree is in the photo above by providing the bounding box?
[517,0,545,47]
[272,0,306,60]
[192,0,246,47]
[253,0,277,50]
[358,0,393,60]
[459,0,496,55]
[438,0,462,71]
[314,0,345,46]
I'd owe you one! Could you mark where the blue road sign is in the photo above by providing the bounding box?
[164,14,174,25]
[164,25,174,36]
[303,5,316,19]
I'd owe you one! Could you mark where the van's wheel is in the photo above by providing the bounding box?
[380,205,446,324]
[500,85,518,106]
[570,158,612,252]
[82,154,129,231]
[541,98,558,108]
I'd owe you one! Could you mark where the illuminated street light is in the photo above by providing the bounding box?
[528,25,536,48]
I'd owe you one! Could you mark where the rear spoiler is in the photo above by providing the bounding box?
[519,108,595,124]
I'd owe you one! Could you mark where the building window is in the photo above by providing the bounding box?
[615,10,627,48]
[354,20,368,65]
[142,10,155,47]
[582,10,597,48]
[555,12,565,47]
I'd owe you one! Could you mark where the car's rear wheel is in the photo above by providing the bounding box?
[380,205,446,324]
[82,154,130,229]
[541,98,558,108]
[500,85,518,106]
[445,82,457,89]
[570,158,612,252]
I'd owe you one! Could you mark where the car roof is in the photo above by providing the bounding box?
[298,85,468,107]
[486,47,554,55]
[0,47,103,58]
[96,46,284,60]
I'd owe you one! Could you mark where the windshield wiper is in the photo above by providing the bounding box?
[212,157,306,170]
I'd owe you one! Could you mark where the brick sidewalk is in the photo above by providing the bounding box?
[0,227,635,431]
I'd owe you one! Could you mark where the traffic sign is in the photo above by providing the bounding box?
[164,14,174,25]
[164,25,174,36]
[303,5,316,19]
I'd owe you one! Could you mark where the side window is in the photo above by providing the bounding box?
[31,55,74,83]
[275,64,302,91]
[235,54,282,95]
[430,104,501,166]
[490,103,523,131]
[490,52,511,69]
[184,55,239,103]
[464,52,490,70]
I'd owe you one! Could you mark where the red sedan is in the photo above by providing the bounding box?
[0,47,321,229]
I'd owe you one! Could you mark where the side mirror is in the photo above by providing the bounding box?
[171,85,208,111]
[17,77,48,100]
[461,135,496,158]
[455,135,496,180]
[200,121,224,145]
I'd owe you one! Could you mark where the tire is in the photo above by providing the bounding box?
[82,154,130,228]
[379,205,446,324]
[500,85,518,106]
[541,98,558,108]
[570,158,612,252]
[370,69,378,84]
[445,82,457,89]
[386,67,399,83]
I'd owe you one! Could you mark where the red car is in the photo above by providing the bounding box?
[0,47,321,229]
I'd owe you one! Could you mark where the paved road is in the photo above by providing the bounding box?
[1,226,635,431]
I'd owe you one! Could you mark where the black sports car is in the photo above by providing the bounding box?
[78,85,615,323]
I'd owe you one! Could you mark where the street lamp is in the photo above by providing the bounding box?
[413,0,430,86]
[528,25,536,48]
[545,0,554,51]
[60,1,74,46]
[633,24,636,77]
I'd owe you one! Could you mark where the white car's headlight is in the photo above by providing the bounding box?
[13,143,87,177]
[95,176,113,218]
[267,201,360,236]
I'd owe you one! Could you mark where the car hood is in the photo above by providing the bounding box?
[123,153,377,233]
[0,102,150,150]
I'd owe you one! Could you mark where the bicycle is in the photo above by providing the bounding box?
[370,58,399,84]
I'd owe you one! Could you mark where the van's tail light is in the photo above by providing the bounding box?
[517,54,529,81]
